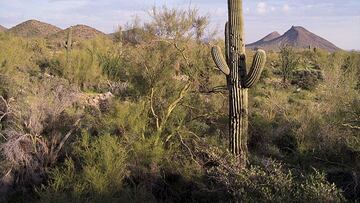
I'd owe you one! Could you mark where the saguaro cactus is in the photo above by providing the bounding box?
[64,27,73,66]
[211,0,266,165]
[64,26,73,52]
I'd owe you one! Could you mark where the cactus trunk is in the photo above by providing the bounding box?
[65,27,73,66]
[211,0,266,166]
[228,0,248,162]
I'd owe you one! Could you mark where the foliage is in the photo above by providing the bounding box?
[279,44,300,83]
[0,6,359,203]
[39,132,128,202]
[207,159,344,202]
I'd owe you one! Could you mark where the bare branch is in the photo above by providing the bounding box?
[150,88,160,131]
[0,96,13,122]
[178,133,201,167]
[164,83,190,123]
[342,123,360,130]
[197,85,228,94]
[157,83,191,137]
[53,118,82,156]
[174,43,191,68]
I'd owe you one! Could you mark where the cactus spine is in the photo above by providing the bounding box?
[211,0,266,165]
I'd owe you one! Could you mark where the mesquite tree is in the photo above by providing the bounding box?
[279,44,300,84]
[211,0,266,165]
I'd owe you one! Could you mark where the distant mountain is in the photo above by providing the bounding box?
[255,31,281,43]
[48,25,106,41]
[0,25,7,32]
[7,20,62,38]
[247,26,340,52]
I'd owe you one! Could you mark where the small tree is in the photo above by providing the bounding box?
[279,44,299,84]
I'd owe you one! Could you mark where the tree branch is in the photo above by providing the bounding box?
[53,118,82,156]
[157,83,190,135]
[343,123,360,130]
[150,88,160,131]
[0,96,13,122]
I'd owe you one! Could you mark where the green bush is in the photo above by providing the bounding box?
[1,6,359,203]
[40,132,128,202]
[208,160,345,202]
[278,44,300,84]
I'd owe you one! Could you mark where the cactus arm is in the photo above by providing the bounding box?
[243,49,266,88]
[211,46,230,75]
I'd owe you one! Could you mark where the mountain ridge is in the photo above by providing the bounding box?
[247,26,340,52]
[3,20,342,52]
[6,20,62,38]
[0,25,7,32]
[256,31,281,43]
[47,24,106,41]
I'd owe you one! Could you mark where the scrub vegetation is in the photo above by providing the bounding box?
[0,6,359,202]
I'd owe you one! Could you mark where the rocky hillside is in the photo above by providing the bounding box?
[254,31,281,44]
[247,26,340,52]
[48,25,106,42]
[7,20,62,38]
[0,25,7,32]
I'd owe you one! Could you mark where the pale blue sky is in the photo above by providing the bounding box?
[0,0,359,50]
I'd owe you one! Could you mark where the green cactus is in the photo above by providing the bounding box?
[64,27,73,66]
[211,0,266,165]
[64,26,73,52]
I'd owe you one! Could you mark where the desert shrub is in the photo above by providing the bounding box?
[62,49,103,89]
[288,51,360,199]
[97,47,132,96]
[53,37,117,90]
[1,4,359,203]
[97,100,148,138]
[248,113,277,156]
[0,71,80,199]
[278,44,300,84]
[300,170,346,202]
[99,53,127,82]
[40,132,128,202]
[249,88,302,157]
[0,33,35,74]
[146,6,209,41]
[291,68,324,90]
[37,57,63,76]
[207,159,344,202]
[130,136,165,176]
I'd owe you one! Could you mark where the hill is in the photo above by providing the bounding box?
[254,31,281,43]
[48,25,106,42]
[0,25,7,32]
[247,26,340,52]
[7,20,62,38]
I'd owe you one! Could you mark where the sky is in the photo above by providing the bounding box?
[0,0,359,50]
